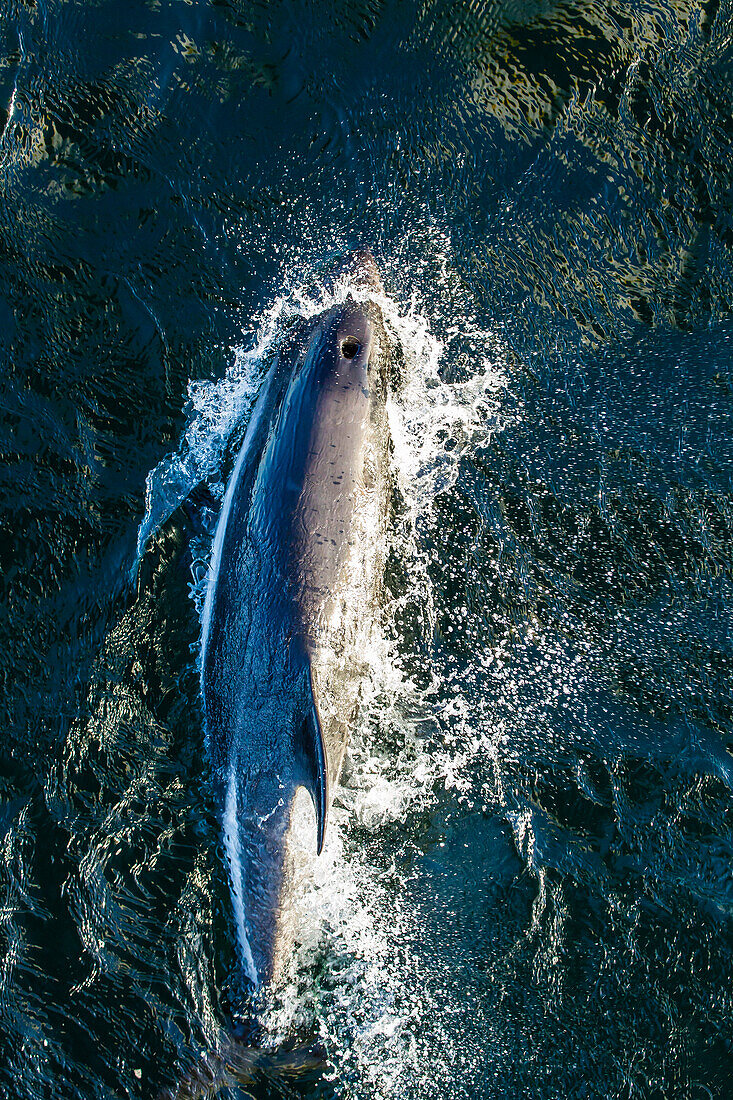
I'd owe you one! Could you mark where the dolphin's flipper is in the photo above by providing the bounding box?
[295,671,329,855]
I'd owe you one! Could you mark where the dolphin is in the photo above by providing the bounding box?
[200,249,391,995]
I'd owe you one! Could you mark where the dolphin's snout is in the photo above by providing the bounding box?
[337,246,383,293]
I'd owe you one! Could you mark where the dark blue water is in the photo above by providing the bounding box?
[3,1,733,1097]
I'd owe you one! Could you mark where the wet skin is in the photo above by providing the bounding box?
[201,255,390,989]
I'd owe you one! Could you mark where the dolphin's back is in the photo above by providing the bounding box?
[250,304,383,639]
[204,304,384,751]
[201,320,307,772]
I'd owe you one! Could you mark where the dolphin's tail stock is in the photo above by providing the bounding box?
[159,1034,327,1100]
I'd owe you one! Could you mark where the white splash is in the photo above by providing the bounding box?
[135,295,300,563]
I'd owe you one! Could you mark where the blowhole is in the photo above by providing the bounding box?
[341,337,360,360]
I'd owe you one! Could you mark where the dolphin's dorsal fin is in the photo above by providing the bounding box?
[296,670,329,855]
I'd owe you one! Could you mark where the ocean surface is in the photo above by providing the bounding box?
[2,1,733,1097]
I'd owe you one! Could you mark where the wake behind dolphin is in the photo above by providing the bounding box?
[201,248,392,997]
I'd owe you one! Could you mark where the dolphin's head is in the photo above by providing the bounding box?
[319,298,387,401]
[304,251,388,407]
